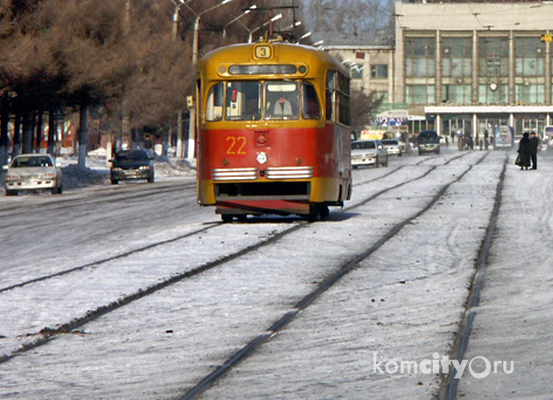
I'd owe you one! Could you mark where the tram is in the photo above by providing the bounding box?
[196,40,352,221]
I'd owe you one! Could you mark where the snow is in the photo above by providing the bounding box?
[0,148,552,399]
[57,153,196,189]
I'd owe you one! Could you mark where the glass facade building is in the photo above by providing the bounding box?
[395,0,553,138]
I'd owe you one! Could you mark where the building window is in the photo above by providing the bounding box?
[515,37,544,77]
[351,64,364,80]
[370,64,388,79]
[516,84,545,104]
[479,37,509,77]
[442,37,472,77]
[406,85,435,104]
[478,84,508,104]
[406,37,435,77]
[442,85,471,104]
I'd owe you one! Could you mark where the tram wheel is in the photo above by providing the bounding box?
[221,215,233,223]
[307,204,329,222]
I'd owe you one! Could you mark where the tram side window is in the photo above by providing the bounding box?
[225,81,261,121]
[326,71,335,121]
[302,82,321,120]
[265,81,299,120]
[337,91,351,125]
[328,71,350,125]
[206,83,223,121]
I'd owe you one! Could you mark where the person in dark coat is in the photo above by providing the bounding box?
[529,131,540,170]
[518,132,532,170]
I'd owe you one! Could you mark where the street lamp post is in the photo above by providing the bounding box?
[282,20,301,31]
[298,31,312,42]
[181,0,234,160]
[184,0,233,64]
[222,5,257,38]
[169,0,183,41]
[169,0,186,158]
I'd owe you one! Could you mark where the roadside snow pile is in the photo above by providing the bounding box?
[153,157,196,177]
[62,164,109,189]
[60,154,195,190]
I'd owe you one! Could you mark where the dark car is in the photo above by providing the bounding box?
[110,150,155,184]
[417,130,440,155]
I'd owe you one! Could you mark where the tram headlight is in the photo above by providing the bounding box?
[256,152,268,165]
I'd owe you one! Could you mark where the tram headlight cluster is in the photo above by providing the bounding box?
[256,152,268,165]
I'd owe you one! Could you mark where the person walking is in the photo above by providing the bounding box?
[529,131,540,170]
[518,132,532,170]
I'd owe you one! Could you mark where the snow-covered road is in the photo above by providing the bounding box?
[1,148,550,400]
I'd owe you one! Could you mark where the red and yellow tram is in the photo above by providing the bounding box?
[196,40,352,221]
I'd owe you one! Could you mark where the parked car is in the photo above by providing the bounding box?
[110,149,155,184]
[417,130,441,155]
[3,153,63,196]
[381,139,402,157]
[351,140,388,168]
[383,130,408,153]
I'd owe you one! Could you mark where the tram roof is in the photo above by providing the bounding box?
[198,41,349,80]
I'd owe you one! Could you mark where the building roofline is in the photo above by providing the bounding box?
[323,45,394,50]
[425,105,553,113]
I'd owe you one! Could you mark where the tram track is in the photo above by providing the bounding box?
[0,181,195,219]
[0,225,214,294]
[441,158,508,400]
[0,151,473,295]
[352,151,473,188]
[176,151,497,400]
[0,151,488,369]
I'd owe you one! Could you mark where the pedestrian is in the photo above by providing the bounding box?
[467,134,474,150]
[529,131,540,169]
[457,130,463,150]
[517,132,532,170]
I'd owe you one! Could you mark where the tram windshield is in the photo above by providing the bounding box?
[226,81,261,121]
[265,82,299,120]
[205,80,321,122]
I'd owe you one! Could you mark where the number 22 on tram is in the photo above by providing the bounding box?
[196,40,352,222]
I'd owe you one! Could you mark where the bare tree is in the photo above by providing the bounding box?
[300,0,394,44]
[0,0,299,167]
[350,89,384,131]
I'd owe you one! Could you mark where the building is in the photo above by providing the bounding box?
[324,0,553,138]
[396,0,553,138]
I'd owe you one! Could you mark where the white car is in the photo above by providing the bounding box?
[381,139,402,156]
[351,140,388,168]
[3,153,63,196]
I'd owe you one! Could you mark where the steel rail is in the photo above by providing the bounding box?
[441,156,508,400]
[0,152,487,369]
[176,153,490,400]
